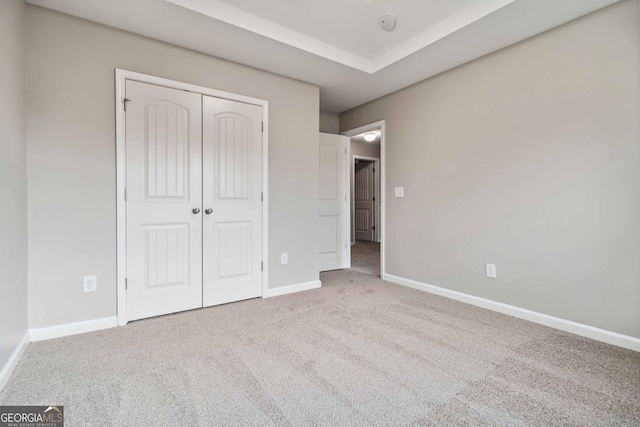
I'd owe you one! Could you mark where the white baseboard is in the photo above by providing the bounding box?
[30,316,118,342]
[0,332,30,392]
[263,280,321,298]
[383,273,640,353]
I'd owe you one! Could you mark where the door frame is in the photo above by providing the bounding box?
[352,156,380,244]
[115,69,269,326]
[341,121,386,277]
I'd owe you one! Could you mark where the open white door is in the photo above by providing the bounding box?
[319,133,348,272]
[202,97,263,306]
[125,80,203,321]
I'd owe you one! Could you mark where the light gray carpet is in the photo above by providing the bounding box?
[1,270,639,426]
[351,240,380,276]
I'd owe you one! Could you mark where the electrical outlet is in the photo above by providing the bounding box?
[486,264,496,279]
[83,275,97,293]
[394,187,404,198]
[281,253,288,265]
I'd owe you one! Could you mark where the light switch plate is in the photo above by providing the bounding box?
[394,187,404,198]
[281,253,288,265]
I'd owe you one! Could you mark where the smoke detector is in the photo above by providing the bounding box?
[380,15,397,32]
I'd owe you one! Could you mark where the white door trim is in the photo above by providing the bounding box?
[384,273,640,353]
[115,69,269,326]
[352,155,380,244]
[341,121,386,277]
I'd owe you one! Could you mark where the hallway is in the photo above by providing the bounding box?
[350,240,380,276]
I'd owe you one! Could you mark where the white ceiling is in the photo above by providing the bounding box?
[27,0,620,112]
[166,0,516,72]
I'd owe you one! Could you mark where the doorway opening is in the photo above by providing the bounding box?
[342,121,385,278]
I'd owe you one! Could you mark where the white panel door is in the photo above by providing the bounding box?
[319,133,348,272]
[202,96,263,307]
[355,161,375,241]
[125,80,203,321]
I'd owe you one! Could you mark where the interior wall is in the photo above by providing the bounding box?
[350,141,380,243]
[26,5,320,329]
[341,0,640,338]
[0,0,29,369]
[320,110,340,134]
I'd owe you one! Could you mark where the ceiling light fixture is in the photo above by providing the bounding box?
[380,15,397,32]
[364,133,377,142]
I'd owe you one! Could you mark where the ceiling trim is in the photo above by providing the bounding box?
[371,0,516,72]
[166,0,517,74]
[166,0,373,72]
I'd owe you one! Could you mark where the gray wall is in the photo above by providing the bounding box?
[0,0,29,368]
[320,110,340,134]
[27,6,320,329]
[350,141,380,243]
[341,0,640,338]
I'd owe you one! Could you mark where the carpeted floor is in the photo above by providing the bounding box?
[1,270,639,426]
[351,240,380,276]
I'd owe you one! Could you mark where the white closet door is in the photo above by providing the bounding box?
[125,80,203,321]
[319,133,348,272]
[202,96,263,307]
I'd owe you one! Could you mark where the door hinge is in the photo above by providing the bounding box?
[261,192,264,202]
[125,278,128,290]
[372,226,376,230]
[372,197,375,201]
[261,122,264,132]
[124,188,127,201]
[123,98,131,111]
[261,262,264,271]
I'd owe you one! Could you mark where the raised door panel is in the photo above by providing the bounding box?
[217,114,252,200]
[144,104,190,200]
[354,210,370,232]
[144,224,189,288]
[126,80,203,322]
[203,97,263,307]
[319,142,338,201]
[215,222,252,279]
[319,216,338,255]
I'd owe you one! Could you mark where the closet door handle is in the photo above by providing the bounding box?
[205,208,213,215]
[192,208,201,214]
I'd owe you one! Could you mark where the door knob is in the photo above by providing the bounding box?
[205,208,213,215]
[192,208,201,214]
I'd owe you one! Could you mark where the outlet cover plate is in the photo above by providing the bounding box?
[83,275,97,293]
[486,264,496,279]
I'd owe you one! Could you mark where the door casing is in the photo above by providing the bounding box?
[342,121,386,278]
[115,69,269,326]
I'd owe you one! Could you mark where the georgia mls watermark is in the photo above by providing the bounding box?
[0,406,63,427]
